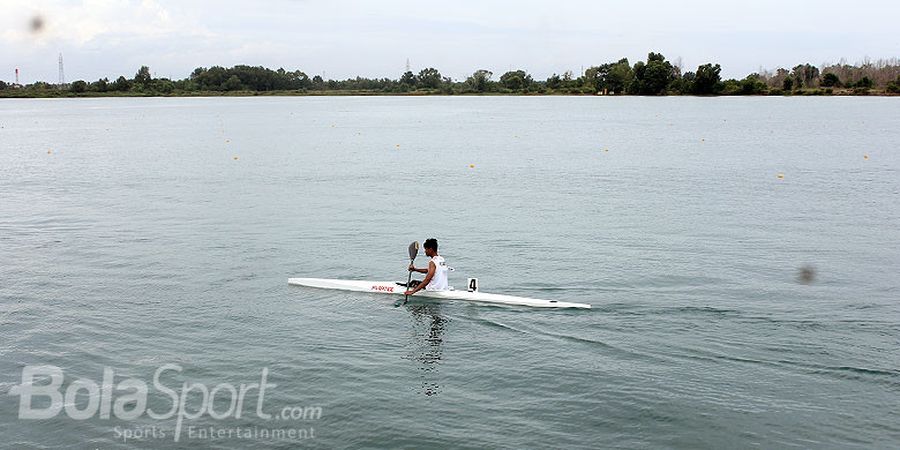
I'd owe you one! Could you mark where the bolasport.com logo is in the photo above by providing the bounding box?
[7,364,322,443]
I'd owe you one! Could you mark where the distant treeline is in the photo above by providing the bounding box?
[3,53,900,97]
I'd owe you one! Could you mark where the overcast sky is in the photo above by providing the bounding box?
[2,0,898,84]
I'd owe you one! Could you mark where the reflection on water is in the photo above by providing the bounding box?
[404,303,448,396]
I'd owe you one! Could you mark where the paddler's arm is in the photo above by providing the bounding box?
[405,261,436,296]
[408,264,428,274]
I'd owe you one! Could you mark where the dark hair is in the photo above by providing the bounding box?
[424,238,438,251]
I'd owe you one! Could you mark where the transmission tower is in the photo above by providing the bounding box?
[58,53,66,87]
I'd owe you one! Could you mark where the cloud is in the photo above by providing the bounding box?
[2,0,897,83]
[2,0,213,48]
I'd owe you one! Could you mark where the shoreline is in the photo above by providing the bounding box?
[1,88,898,99]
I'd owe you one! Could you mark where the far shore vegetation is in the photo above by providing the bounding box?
[2,53,899,98]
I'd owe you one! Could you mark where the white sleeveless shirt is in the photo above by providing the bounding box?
[426,255,450,291]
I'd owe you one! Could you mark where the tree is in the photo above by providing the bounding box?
[670,71,695,94]
[582,58,633,94]
[134,65,152,87]
[467,69,493,92]
[222,75,243,91]
[500,70,533,91]
[562,70,574,87]
[630,53,675,95]
[69,80,87,93]
[90,78,109,92]
[691,63,722,94]
[174,78,197,91]
[766,68,791,90]
[605,59,633,94]
[0,80,7,90]
[821,73,841,87]
[782,77,794,91]
[112,76,131,92]
[417,68,442,89]
[439,76,454,94]
[191,66,227,90]
[546,73,562,89]
[791,64,819,88]
[583,66,603,91]
[887,75,900,94]
[738,74,767,95]
[154,79,175,94]
[720,79,742,95]
[311,75,324,90]
[853,76,873,88]
[399,71,416,88]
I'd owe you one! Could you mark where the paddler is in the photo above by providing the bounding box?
[405,238,450,296]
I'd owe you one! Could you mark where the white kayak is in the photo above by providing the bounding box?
[288,278,591,309]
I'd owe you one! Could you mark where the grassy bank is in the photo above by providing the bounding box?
[1,87,897,99]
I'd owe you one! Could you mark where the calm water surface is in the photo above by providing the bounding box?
[1,96,899,448]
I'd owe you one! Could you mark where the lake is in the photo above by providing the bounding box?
[1,96,898,448]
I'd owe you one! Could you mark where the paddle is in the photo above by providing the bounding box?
[402,241,419,306]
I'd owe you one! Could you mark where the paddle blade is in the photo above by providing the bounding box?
[408,241,419,260]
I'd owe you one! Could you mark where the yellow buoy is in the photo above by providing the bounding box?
[603,148,609,153]
[47,149,52,154]
[396,144,400,148]
[233,156,239,160]
[777,173,785,179]
[469,164,475,169]
[863,154,869,160]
